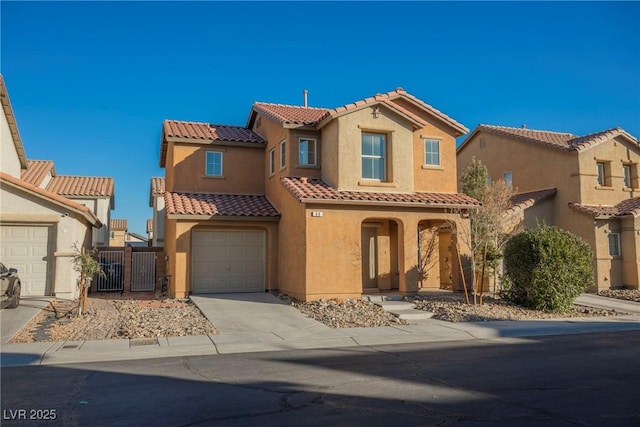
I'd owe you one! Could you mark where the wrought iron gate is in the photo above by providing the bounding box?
[131,252,156,292]
[96,251,125,291]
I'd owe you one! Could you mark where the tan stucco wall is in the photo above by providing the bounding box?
[109,230,126,246]
[576,136,640,205]
[168,142,265,194]
[0,185,93,299]
[1,108,22,178]
[164,218,278,298]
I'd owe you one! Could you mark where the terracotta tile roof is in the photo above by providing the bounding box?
[47,175,114,197]
[569,198,640,218]
[0,172,100,227]
[146,219,153,233]
[505,188,557,216]
[250,103,330,126]
[250,88,468,135]
[281,176,481,208]
[149,177,165,206]
[20,160,55,186]
[165,192,280,217]
[110,219,128,231]
[461,125,639,153]
[163,120,265,143]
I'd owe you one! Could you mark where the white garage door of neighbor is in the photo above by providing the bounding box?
[0,225,52,296]
[192,230,265,293]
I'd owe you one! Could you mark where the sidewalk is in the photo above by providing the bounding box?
[2,294,639,367]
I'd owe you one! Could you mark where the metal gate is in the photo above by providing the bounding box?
[96,251,125,292]
[131,252,156,292]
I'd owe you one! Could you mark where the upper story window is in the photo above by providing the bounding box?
[298,138,317,166]
[362,133,386,181]
[280,139,286,169]
[623,163,637,188]
[596,161,611,187]
[205,151,223,177]
[269,147,276,176]
[424,138,440,166]
[503,171,513,190]
[623,165,631,188]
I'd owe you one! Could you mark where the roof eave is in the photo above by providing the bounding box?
[297,197,479,210]
[166,213,280,221]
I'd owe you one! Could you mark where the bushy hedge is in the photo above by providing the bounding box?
[502,225,594,312]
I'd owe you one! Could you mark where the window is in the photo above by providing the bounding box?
[503,172,513,190]
[623,165,631,188]
[596,162,606,186]
[424,139,440,166]
[298,138,317,166]
[362,133,386,180]
[269,148,275,176]
[205,151,223,177]
[280,140,286,169]
[608,233,621,257]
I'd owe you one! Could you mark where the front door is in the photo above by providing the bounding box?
[361,227,378,289]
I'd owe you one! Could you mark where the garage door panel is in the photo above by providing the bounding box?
[192,230,265,293]
[0,225,52,296]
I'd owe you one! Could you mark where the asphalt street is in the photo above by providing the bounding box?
[2,330,640,427]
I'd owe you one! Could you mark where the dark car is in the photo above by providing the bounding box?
[0,262,21,309]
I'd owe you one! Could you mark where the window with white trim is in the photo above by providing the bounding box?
[280,139,286,169]
[596,162,606,186]
[268,148,275,176]
[362,133,386,180]
[608,233,621,257]
[298,138,317,166]
[205,151,223,177]
[623,164,631,188]
[424,138,440,166]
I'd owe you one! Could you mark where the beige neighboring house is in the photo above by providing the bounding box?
[109,219,128,246]
[146,218,153,242]
[457,124,640,291]
[125,231,148,247]
[148,177,165,247]
[21,160,114,246]
[0,75,101,299]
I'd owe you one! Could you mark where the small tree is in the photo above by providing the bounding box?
[502,225,594,312]
[71,244,103,316]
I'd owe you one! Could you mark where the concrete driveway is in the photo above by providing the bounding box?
[190,293,337,337]
[0,297,52,344]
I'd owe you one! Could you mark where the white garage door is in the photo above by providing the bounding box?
[0,225,52,296]
[192,230,265,293]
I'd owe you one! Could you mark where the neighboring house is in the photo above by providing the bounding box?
[109,219,127,246]
[457,124,640,291]
[21,160,114,246]
[0,75,101,299]
[160,88,480,300]
[148,177,165,246]
[125,231,148,247]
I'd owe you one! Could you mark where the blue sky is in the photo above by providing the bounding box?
[2,1,639,235]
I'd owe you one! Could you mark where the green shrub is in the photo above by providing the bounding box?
[502,225,594,312]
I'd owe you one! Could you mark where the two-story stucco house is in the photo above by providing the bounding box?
[457,124,640,291]
[160,88,480,301]
[0,75,102,299]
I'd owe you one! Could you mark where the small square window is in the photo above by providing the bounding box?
[205,151,223,177]
[299,138,317,166]
[269,148,276,176]
[608,233,621,257]
[280,140,286,169]
[424,139,440,166]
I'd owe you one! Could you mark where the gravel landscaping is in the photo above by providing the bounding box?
[9,289,638,343]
